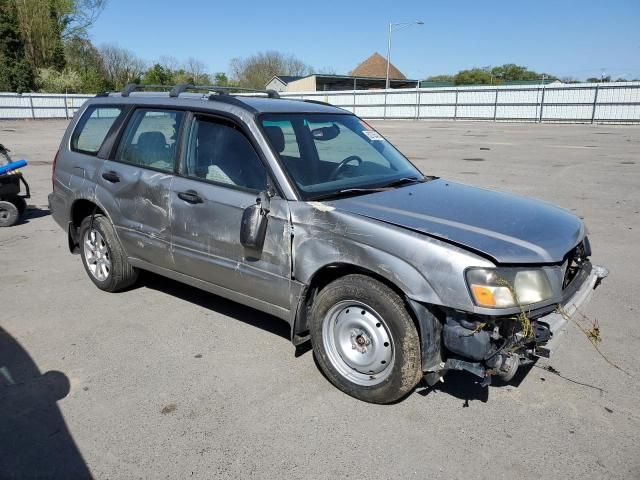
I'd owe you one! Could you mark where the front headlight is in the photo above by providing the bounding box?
[466,268,554,308]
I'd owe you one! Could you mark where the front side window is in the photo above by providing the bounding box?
[71,106,122,155]
[116,109,184,173]
[184,116,267,192]
[260,113,422,200]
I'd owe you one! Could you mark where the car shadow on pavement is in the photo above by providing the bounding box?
[0,327,92,479]
[140,271,292,340]
[417,361,536,406]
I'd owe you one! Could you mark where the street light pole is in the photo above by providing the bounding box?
[385,22,392,90]
[385,20,423,90]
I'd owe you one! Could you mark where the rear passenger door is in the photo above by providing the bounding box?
[96,108,184,270]
[170,114,292,311]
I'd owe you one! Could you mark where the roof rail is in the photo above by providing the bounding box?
[207,93,258,113]
[120,83,280,99]
[121,83,171,97]
[298,98,332,107]
[165,84,280,99]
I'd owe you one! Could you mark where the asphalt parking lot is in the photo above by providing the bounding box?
[1,118,639,479]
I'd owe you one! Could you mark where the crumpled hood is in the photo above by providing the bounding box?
[332,179,584,264]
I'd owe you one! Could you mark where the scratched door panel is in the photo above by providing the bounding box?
[96,160,174,269]
[170,177,291,309]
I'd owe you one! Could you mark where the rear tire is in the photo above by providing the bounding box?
[0,200,19,227]
[79,214,138,292]
[310,274,422,404]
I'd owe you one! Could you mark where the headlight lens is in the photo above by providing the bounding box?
[466,268,554,308]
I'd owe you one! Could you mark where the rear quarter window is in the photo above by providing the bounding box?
[71,106,122,155]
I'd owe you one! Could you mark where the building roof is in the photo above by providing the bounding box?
[270,75,305,85]
[350,52,406,80]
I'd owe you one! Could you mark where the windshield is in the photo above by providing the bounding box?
[260,113,423,200]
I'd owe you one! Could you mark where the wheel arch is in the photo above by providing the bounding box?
[291,262,444,372]
[67,197,113,253]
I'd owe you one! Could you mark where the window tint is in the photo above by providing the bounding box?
[116,109,184,173]
[185,117,267,191]
[71,106,122,154]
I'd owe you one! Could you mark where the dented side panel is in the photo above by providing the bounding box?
[170,176,293,310]
[290,202,495,312]
[96,161,175,270]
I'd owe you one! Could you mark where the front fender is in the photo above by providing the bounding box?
[290,202,494,311]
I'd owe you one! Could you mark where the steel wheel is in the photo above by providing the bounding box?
[322,300,395,386]
[83,228,111,282]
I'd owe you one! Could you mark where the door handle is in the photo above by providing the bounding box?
[177,190,203,204]
[101,171,120,183]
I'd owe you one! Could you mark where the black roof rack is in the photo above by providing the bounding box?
[167,83,280,99]
[121,83,172,97]
[119,83,280,99]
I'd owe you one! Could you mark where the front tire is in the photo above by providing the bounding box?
[310,274,422,404]
[79,214,138,292]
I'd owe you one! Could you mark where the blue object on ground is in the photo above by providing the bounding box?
[0,159,27,175]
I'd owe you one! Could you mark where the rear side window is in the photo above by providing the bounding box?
[115,109,184,173]
[71,106,122,155]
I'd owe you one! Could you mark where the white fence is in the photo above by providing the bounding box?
[2,82,640,123]
[282,81,640,123]
[0,93,93,119]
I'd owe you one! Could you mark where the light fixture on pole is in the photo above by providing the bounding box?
[386,20,424,90]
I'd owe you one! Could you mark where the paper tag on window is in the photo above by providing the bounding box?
[362,130,383,141]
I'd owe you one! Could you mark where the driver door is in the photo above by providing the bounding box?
[170,114,292,311]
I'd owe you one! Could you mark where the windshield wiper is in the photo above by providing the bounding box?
[308,187,390,201]
[308,176,427,202]
[378,176,426,188]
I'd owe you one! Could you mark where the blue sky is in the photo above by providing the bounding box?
[90,0,640,80]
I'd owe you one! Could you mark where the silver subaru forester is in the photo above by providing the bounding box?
[48,84,607,403]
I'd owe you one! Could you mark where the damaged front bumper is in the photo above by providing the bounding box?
[425,263,608,386]
[534,264,608,358]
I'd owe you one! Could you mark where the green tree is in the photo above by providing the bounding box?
[64,35,110,92]
[425,74,454,83]
[36,66,82,92]
[13,0,66,70]
[143,63,173,85]
[213,72,228,86]
[453,68,492,85]
[0,0,35,92]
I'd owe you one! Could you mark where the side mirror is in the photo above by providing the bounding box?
[240,191,270,250]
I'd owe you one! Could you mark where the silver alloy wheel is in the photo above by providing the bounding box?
[322,300,394,386]
[83,229,111,282]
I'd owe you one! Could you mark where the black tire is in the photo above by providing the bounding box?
[0,200,19,227]
[79,214,138,292]
[310,274,422,404]
[11,197,27,216]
